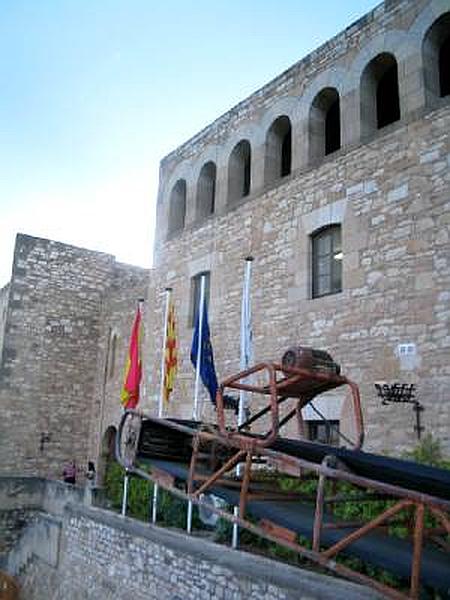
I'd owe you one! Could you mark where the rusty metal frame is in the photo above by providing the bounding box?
[215,362,364,449]
[117,407,449,600]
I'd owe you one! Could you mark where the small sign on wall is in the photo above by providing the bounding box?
[396,342,418,372]
[397,343,416,357]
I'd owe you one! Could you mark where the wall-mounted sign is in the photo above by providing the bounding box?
[374,382,416,405]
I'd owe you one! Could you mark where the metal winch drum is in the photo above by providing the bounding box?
[281,345,341,375]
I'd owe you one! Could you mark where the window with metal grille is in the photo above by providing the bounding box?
[311,225,342,298]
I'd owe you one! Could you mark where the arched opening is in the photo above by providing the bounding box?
[227,140,251,203]
[309,88,341,161]
[97,425,117,486]
[423,12,450,103]
[196,161,216,219]
[360,53,400,136]
[264,116,292,184]
[167,179,186,236]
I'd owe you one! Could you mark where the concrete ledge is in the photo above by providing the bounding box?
[0,476,84,515]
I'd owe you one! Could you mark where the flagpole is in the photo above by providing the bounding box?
[232,257,253,549]
[188,274,206,534]
[193,274,206,422]
[152,288,172,524]
[121,298,144,519]
[121,470,130,516]
[239,258,253,426]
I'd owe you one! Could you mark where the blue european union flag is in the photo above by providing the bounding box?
[190,302,218,404]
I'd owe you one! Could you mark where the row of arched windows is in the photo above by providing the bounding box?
[167,12,450,237]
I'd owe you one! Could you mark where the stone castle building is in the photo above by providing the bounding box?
[147,0,450,455]
[1,0,450,481]
[0,234,149,480]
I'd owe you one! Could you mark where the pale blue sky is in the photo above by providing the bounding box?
[0,0,378,287]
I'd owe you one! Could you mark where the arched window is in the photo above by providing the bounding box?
[167,179,186,235]
[423,12,450,103]
[360,53,400,136]
[309,88,341,161]
[98,425,117,485]
[264,116,292,184]
[196,162,216,219]
[311,224,342,299]
[228,140,251,202]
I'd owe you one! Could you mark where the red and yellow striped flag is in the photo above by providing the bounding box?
[163,299,177,405]
[121,306,142,409]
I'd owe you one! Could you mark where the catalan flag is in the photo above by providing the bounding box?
[163,298,178,405]
[121,305,142,409]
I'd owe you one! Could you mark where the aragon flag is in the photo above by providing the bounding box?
[163,298,178,405]
[121,305,142,409]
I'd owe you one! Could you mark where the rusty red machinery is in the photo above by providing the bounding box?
[116,346,450,600]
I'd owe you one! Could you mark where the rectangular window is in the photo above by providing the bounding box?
[190,271,210,327]
[307,420,340,445]
[312,224,342,298]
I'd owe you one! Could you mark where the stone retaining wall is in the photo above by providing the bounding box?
[0,477,381,600]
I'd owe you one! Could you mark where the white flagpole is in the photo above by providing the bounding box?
[121,471,129,516]
[239,257,253,426]
[121,298,144,519]
[232,257,253,549]
[188,274,206,534]
[152,288,172,524]
[193,274,206,421]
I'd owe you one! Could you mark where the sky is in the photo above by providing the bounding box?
[0,0,379,288]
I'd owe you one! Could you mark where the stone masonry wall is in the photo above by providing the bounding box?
[0,235,148,480]
[87,261,150,477]
[156,0,423,173]
[0,477,381,600]
[144,103,450,456]
[0,283,9,362]
[144,0,450,456]
[154,0,444,244]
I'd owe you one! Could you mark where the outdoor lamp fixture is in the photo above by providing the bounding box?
[334,251,343,260]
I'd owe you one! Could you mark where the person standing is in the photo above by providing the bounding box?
[63,460,76,484]
[86,461,96,487]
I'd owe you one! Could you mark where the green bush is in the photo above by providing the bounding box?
[104,461,151,521]
[104,460,199,529]
[403,433,450,469]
